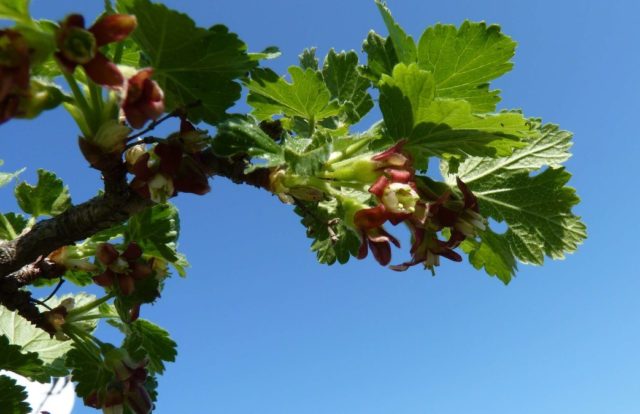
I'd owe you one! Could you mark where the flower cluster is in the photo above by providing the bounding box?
[55,14,137,87]
[341,143,486,272]
[128,119,211,202]
[85,349,152,414]
[93,242,152,296]
[0,29,30,124]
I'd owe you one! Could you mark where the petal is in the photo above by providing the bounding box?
[154,142,183,175]
[456,177,479,211]
[372,140,407,161]
[354,204,389,229]
[368,175,389,197]
[368,238,392,266]
[83,52,124,87]
[385,168,412,183]
[357,232,369,260]
[90,14,137,46]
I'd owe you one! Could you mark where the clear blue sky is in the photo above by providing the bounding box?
[2,0,639,413]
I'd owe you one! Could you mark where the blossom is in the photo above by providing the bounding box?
[122,68,165,129]
[55,14,137,87]
[353,205,400,266]
[93,242,152,297]
[0,29,30,124]
[128,124,210,202]
[390,226,462,273]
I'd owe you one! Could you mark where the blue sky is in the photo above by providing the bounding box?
[2,0,640,413]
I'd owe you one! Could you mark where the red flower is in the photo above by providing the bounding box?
[353,205,400,266]
[93,242,152,298]
[390,226,462,273]
[122,68,165,129]
[0,29,30,124]
[55,14,137,87]
[127,123,211,202]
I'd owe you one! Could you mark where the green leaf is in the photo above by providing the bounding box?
[118,0,256,124]
[322,49,373,124]
[65,345,111,398]
[406,102,531,160]
[122,319,177,375]
[375,1,416,64]
[249,46,281,62]
[0,293,98,366]
[212,117,284,167]
[295,199,361,265]
[0,335,50,382]
[299,47,318,70]
[0,375,30,414]
[14,169,71,218]
[126,204,183,269]
[461,230,517,284]
[283,136,331,176]
[379,63,434,138]
[0,159,24,189]
[445,126,586,265]
[247,67,340,122]
[0,0,30,23]
[417,21,516,112]
[0,212,27,240]
[361,31,398,81]
[451,122,573,181]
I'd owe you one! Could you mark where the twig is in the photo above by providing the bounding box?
[124,136,162,151]
[42,278,65,303]
[126,100,202,142]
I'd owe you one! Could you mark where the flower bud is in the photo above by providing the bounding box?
[97,243,120,266]
[122,68,165,129]
[92,120,131,153]
[125,144,146,168]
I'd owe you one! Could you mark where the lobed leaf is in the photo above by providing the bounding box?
[417,21,516,112]
[14,169,71,218]
[0,375,30,414]
[119,0,256,124]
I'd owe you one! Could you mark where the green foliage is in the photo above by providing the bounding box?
[0,212,27,240]
[65,345,111,398]
[118,0,256,124]
[445,123,586,277]
[375,0,417,64]
[212,117,284,167]
[322,50,373,124]
[417,21,516,112]
[0,0,30,23]
[14,169,71,218]
[0,375,30,414]
[248,67,340,122]
[0,335,50,382]
[122,319,177,375]
[126,203,186,274]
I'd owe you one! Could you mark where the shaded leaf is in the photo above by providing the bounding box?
[0,375,30,414]
[122,319,176,375]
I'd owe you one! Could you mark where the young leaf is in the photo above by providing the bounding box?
[375,1,417,64]
[14,169,71,218]
[126,204,182,267]
[247,67,340,122]
[299,47,319,70]
[322,49,374,124]
[361,31,398,81]
[417,21,517,112]
[118,0,256,124]
[0,375,30,414]
[460,230,518,284]
[122,319,177,375]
